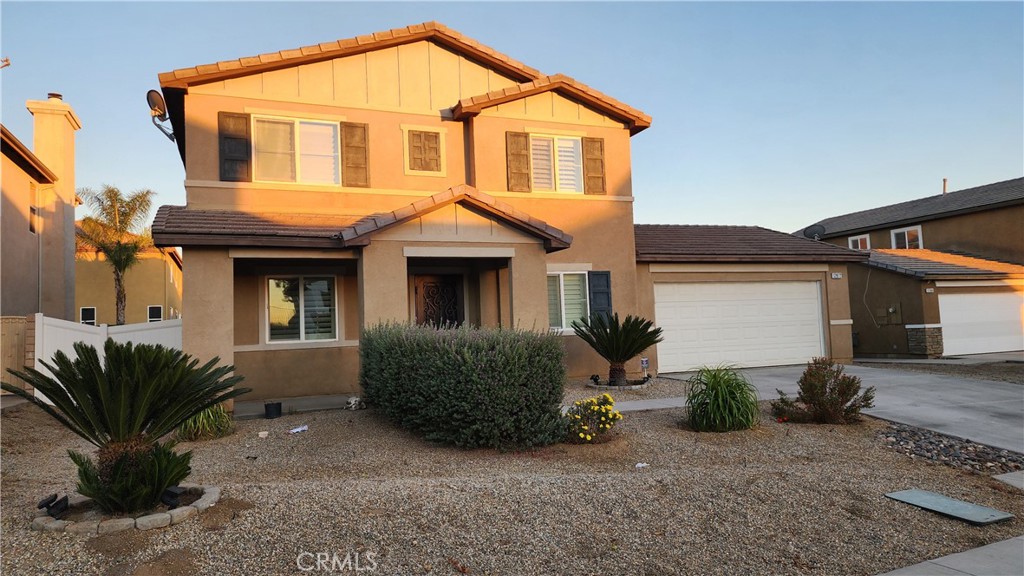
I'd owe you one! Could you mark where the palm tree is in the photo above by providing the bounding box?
[77,185,155,325]
[572,313,664,386]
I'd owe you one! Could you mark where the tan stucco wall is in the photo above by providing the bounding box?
[846,264,929,356]
[825,205,1024,263]
[1,156,46,317]
[234,346,361,400]
[181,247,235,377]
[75,250,182,325]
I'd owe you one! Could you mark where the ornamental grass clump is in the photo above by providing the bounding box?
[565,393,623,443]
[685,365,760,432]
[360,323,566,450]
[771,357,875,424]
[177,404,234,441]
[1,339,249,514]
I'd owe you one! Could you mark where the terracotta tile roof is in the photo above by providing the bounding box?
[452,74,652,135]
[634,224,868,263]
[796,177,1024,239]
[152,206,361,248]
[337,184,571,252]
[158,21,542,89]
[152,185,572,252]
[868,249,1024,279]
[1,124,57,183]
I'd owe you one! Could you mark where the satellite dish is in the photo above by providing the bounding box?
[803,224,826,240]
[145,89,174,142]
[146,89,168,121]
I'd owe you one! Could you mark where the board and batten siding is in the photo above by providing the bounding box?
[190,42,520,115]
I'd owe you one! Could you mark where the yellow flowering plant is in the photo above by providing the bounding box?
[565,393,623,444]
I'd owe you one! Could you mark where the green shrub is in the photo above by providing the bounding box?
[565,393,623,443]
[771,357,876,424]
[70,442,191,513]
[685,365,760,432]
[572,313,664,386]
[2,339,249,513]
[177,404,234,441]
[360,323,566,449]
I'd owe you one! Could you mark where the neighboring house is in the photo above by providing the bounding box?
[151,22,862,400]
[75,239,183,326]
[799,178,1024,357]
[634,225,866,372]
[0,94,82,320]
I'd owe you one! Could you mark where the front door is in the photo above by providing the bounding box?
[414,275,463,326]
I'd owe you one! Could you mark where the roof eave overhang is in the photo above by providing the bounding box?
[1,125,58,183]
[453,82,651,135]
[818,198,1024,239]
[152,233,344,249]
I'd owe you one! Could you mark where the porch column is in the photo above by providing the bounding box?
[359,242,409,327]
[508,244,548,331]
[181,248,235,406]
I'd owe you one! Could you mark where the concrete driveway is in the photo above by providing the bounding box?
[663,364,1024,454]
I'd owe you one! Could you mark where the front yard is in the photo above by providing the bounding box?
[2,398,1022,575]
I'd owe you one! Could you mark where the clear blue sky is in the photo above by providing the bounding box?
[3,2,1021,233]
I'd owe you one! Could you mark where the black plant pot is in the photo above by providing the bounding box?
[264,402,282,419]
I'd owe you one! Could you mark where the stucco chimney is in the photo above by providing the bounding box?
[942,178,947,195]
[25,94,82,320]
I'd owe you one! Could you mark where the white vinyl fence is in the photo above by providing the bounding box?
[31,313,183,404]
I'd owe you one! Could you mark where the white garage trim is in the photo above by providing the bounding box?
[938,291,1024,356]
[654,281,826,373]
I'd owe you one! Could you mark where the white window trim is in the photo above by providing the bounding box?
[80,307,96,326]
[265,275,340,345]
[890,225,923,249]
[147,305,163,322]
[251,115,342,186]
[400,124,447,177]
[848,234,871,250]
[529,133,584,194]
[548,271,590,334]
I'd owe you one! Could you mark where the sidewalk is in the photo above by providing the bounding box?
[876,536,1024,576]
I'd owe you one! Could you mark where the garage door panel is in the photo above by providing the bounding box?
[654,281,825,372]
[939,292,1024,356]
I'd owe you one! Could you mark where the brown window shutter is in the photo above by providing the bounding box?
[409,130,425,171]
[423,131,441,172]
[506,131,531,192]
[341,122,369,187]
[219,112,251,182]
[582,137,606,195]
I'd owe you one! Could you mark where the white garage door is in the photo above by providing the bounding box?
[654,281,825,372]
[938,291,1024,356]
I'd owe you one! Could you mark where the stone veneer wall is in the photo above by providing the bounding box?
[906,327,943,357]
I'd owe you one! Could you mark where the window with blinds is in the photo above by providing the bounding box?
[268,276,337,342]
[254,117,339,184]
[547,273,589,329]
[530,135,583,193]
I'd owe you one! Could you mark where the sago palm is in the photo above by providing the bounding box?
[572,313,664,386]
[1,339,249,483]
[77,185,155,325]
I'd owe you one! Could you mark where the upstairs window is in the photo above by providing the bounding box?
[29,182,39,234]
[80,307,96,326]
[218,112,369,187]
[891,226,922,249]
[267,276,337,342]
[402,126,446,176]
[506,132,605,194]
[254,117,340,185]
[848,235,870,250]
[531,135,583,193]
[148,305,163,323]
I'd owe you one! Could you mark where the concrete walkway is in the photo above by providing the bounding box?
[876,536,1024,576]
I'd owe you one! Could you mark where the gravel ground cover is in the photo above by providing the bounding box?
[3,400,1023,576]
[563,376,687,404]
[854,361,1023,385]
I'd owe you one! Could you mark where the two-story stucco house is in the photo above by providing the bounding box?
[152,22,865,401]
[798,178,1024,357]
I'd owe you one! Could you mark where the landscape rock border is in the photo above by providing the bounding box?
[585,380,651,391]
[29,484,220,536]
